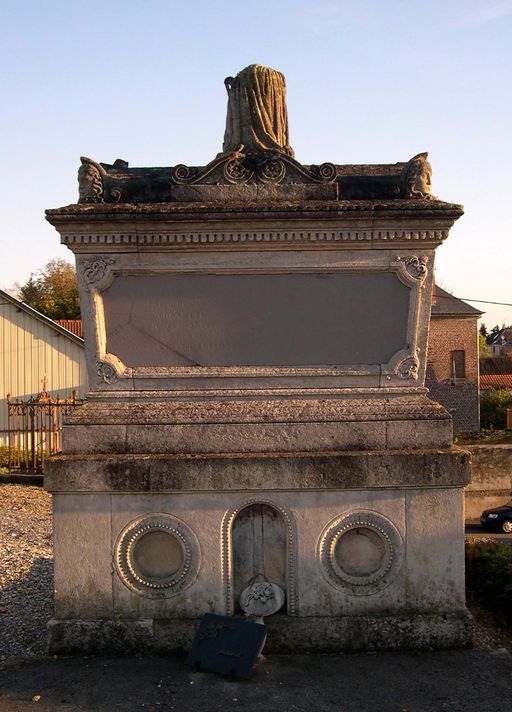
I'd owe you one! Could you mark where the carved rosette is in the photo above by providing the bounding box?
[170,152,338,187]
[396,352,420,379]
[223,158,253,184]
[239,576,285,617]
[96,361,118,384]
[259,157,286,184]
[83,257,115,286]
[115,513,200,598]
[318,511,403,596]
[396,255,429,282]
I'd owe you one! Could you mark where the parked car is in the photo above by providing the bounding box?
[480,502,512,533]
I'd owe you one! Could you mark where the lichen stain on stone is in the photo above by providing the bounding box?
[405,574,413,599]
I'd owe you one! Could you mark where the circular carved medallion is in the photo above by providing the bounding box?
[318,511,403,596]
[115,513,200,598]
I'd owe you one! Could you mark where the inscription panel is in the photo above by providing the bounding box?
[102,273,409,368]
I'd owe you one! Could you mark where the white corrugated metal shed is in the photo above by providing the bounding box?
[0,288,87,445]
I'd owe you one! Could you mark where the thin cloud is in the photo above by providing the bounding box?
[296,2,367,36]
[461,0,512,25]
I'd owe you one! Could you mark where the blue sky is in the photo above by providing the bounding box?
[1,0,511,327]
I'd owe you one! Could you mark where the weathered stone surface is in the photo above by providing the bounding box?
[464,444,512,519]
[69,145,442,205]
[45,484,469,626]
[47,611,472,655]
[262,611,473,652]
[386,418,452,449]
[47,619,153,655]
[403,153,434,199]
[63,394,451,425]
[466,444,512,492]
[52,493,113,618]
[59,419,451,455]
[222,65,293,156]
[45,448,471,492]
[406,488,466,611]
[58,394,453,453]
[46,198,464,231]
[78,157,105,204]
[46,66,468,655]
[123,422,389,455]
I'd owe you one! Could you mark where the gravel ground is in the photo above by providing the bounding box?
[0,484,53,660]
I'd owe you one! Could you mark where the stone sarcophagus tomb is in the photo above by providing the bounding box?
[45,65,471,652]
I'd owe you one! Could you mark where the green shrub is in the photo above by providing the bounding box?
[466,539,512,625]
[0,445,10,467]
[0,445,37,470]
[480,389,512,430]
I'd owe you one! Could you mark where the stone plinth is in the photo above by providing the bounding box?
[45,142,470,653]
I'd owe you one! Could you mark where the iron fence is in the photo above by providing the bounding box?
[6,382,83,473]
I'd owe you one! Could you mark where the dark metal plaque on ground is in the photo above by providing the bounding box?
[186,614,266,679]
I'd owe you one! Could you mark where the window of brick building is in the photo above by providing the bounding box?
[451,350,466,380]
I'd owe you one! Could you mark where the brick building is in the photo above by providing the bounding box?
[426,285,483,431]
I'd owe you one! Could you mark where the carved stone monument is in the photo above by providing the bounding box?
[223,64,294,156]
[45,64,471,653]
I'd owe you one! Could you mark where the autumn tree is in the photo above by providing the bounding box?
[18,259,80,319]
[478,333,489,358]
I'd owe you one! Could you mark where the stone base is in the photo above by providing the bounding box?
[48,611,473,655]
[59,393,454,455]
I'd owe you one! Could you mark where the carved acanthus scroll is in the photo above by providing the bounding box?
[83,257,115,286]
[396,255,429,282]
[96,361,118,384]
[396,351,420,379]
[171,151,337,187]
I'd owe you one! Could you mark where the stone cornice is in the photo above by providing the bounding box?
[47,199,463,221]
[46,200,463,249]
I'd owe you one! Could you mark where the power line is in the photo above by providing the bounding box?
[436,296,512,307]
[460,299,512,307]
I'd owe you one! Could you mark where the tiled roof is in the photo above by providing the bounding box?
[480,374,512,389]
[54,319,83,338]
[431,285,483,317]
[480,357,512,375]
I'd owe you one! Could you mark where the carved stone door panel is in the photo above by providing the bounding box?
[232,504,286,611]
